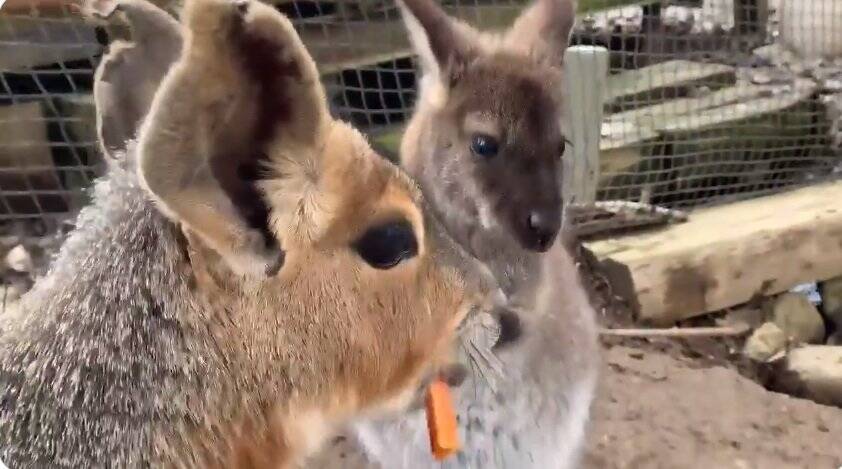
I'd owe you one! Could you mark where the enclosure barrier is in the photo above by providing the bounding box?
[0,0,840,234]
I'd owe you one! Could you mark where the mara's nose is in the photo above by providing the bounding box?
[526,208,560,252]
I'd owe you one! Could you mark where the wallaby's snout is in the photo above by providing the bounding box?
[521,201,561,252]
[492,133,563,252]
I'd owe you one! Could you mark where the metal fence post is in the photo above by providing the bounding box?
[561,44,610,206]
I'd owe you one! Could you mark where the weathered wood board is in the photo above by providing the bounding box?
[605,60,736,112]
[0,13,102,72]
[586,180,842,325]
[55,94,101,196]
[302,4,523,74]
[0,101,68,214]
[304,0,647,74]
[56,94,96,148]
[597,78,823,200]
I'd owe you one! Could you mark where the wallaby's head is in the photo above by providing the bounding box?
[88,0,501,458]
[398,0,575,252]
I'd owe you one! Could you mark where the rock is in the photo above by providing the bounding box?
[828,332,842,346]
[819,276,842,329]
[5,244,33,273]
[750,71,772,85]
[743,322,787,362]
[775,345,842,407]
[770,292,826,344]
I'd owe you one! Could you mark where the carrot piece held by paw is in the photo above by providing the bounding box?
[425,377,460,461]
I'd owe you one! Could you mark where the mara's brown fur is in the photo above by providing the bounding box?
[338,0,600,468]
[88,0,183,161]
[0,0,503,467]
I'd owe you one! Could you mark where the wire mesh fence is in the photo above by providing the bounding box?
[0,0,841,230]
[0,1,102,222]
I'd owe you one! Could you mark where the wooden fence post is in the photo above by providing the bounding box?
[561,44,609,206]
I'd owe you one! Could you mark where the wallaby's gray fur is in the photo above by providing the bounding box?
[0,0,506,466]
[332,0,601,468]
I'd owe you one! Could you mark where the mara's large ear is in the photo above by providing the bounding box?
[503,0,576,67]
[88,0,183,161]
[396,0,479,83]
[136,0,330,278]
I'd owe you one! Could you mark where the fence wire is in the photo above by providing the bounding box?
[0,0,840,230]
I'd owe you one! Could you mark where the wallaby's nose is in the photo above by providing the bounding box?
[526,209,560,252]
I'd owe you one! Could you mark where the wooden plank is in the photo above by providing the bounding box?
[303,0,644,74]
[653,79,816,135]
[599,146,643,181]
[596,83,773,180]
[562,45,609,204]
[55,94,101,188]
[303,4,523,74]
[0,101,68,214]
[605,60,736,111]
[585,180,842,325]
[596,78,820,191]
[605,81,790,126]
[0,14,102,71]
[1,0,75,16]
[56,94,95,146]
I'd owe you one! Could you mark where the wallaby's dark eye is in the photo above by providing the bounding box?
[559,138,570,157]
[353,219,418,269]
[470,134,499,159]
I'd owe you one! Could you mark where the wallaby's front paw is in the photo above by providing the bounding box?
[492,306,522,350]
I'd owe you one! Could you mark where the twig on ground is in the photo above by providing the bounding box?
[600,323,752,338]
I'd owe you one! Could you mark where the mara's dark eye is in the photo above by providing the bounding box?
[352,219,419,269]
[470,134,499,159]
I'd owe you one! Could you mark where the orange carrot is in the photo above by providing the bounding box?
[425,377,461,460]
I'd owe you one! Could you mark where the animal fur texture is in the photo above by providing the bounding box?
[88,0,183,161]
[0,0,505,467]
[322,0,601,467]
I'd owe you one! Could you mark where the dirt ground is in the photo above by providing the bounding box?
[582,338,842,469]
[577,241,842,469]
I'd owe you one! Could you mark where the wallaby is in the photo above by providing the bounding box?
[338,0,601,467]
[0,0,506,467]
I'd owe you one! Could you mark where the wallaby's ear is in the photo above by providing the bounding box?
[88,0,183,161]
[503,0,576,67]
[136,0,330,278]
[396,0,478,83]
